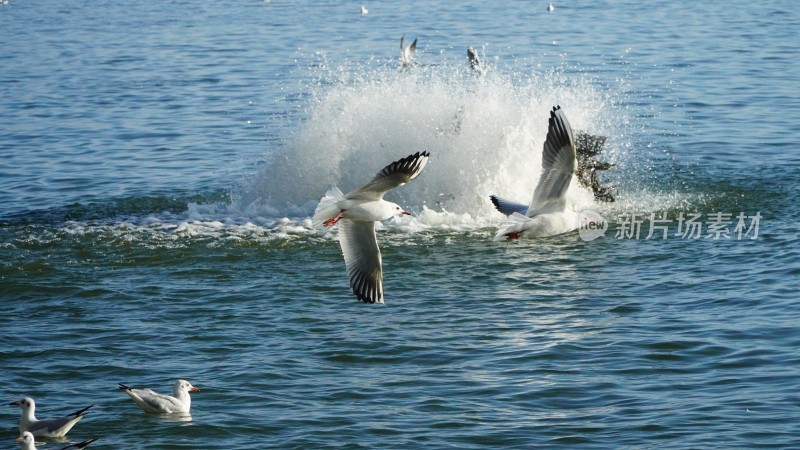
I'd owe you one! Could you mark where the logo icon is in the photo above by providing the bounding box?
[579,210,608,241]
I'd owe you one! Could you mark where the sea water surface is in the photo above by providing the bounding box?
[1,1,799,448]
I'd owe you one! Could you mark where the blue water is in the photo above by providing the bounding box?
[2,1,799,448]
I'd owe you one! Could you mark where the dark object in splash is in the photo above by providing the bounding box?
[575,131,615,202]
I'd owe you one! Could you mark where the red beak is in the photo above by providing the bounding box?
[402,211,411,216]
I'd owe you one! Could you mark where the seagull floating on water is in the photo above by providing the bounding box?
[360,5,368,14]
[10,398,93,438]
[547,2,555,12]
[313,151,430,303]
[400,35,417,68]
[491,106,581,240]
[16,431,97,450]
[119,379,199,414]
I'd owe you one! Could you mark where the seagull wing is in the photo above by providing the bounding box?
[490,195,529,216]
[59,438,99,450]
[137,390,181,412]
[347,151,429,201]
[29,404,91,435]
[123,386,180,413]
[338,219,383,303]
[527,106,576,215]
[26,418,66,435]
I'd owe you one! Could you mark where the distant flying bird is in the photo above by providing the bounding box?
[119,379,199,414]
[313,151,430,303]
[467,46,486,76]
[10,398,93,438]
[400,35,417,67]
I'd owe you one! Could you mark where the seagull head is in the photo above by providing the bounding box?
[9,397,35,413]
[15,431,35,445]
[174,379,200,394]
[385,202,411,218]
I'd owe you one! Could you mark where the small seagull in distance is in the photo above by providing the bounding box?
[360,5,368,15]
[548,2,555,12]
[467,46,487,76]
[400,35,417,68]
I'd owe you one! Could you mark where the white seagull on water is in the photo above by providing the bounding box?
[119,379,199,414]
[16,431,97,450]
[313,151,430,303]
[491,106,581,240]
[9,398,93,438]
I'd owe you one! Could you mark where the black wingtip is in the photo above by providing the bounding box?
[489,195,501,210]
[350,270,383,304]
[356,294,380,304]
[118,383,131,391]
[72,404,94,417]
[76,438,99,449]
[395,150,430,169]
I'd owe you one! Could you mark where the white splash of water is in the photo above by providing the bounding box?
[68,58,691,240]
[236,61,645,230]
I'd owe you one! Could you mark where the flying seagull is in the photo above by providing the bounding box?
[400,35,417,68]
[313,151,430,303]
[467,46,486,76]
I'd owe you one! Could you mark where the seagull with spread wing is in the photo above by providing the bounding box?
[400,35,417,68]
[491,106,581,240]
[313,151,430,303]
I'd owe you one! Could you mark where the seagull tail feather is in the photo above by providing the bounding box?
[494,212,530,241]
[312,186,346,229]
